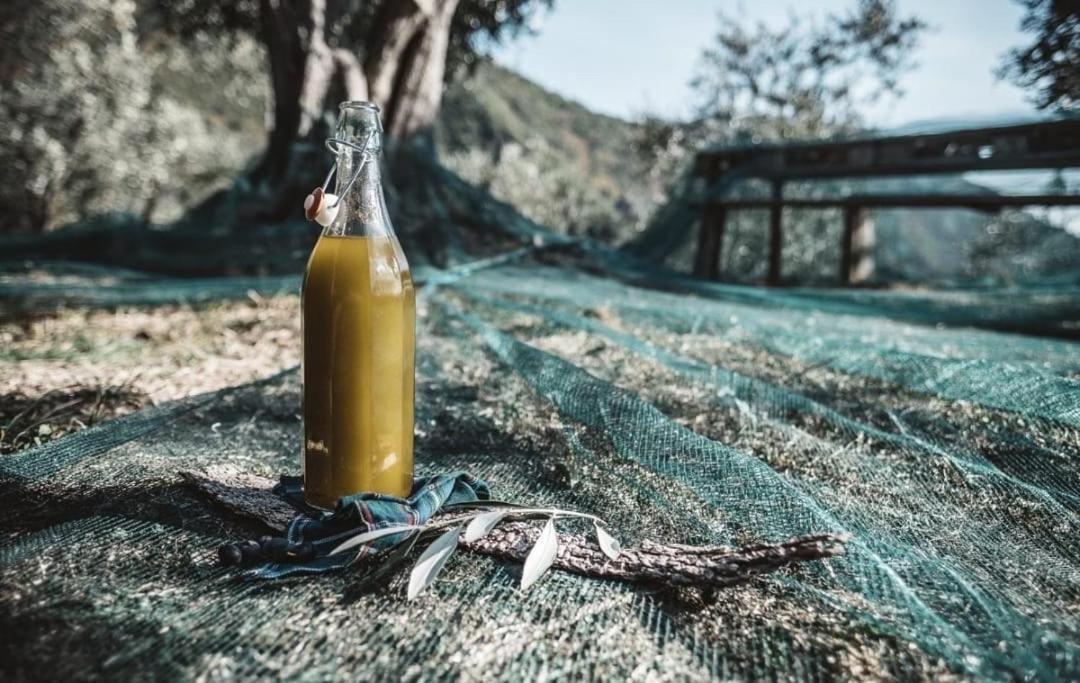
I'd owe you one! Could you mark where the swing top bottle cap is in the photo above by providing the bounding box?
[304,186,341,226]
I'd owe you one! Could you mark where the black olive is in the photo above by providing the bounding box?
[237,539,264,563]
[218,544,242,567]
[262,537,290,561]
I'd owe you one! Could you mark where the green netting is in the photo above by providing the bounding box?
[2,252,1079,680]
[0,247,542,313]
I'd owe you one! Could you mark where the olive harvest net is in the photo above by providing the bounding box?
[1,245,1079,681]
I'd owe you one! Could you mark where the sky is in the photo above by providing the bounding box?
[492,0,1038,129]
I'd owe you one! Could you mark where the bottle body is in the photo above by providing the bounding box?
[302,102,415,508]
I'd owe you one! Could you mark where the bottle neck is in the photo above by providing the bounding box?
[325,103,394,239]
[328,149,391,238]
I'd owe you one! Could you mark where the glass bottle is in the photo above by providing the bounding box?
[302,101,415,508]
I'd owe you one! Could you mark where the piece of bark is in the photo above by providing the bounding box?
[181,468,848,589]
[180,466,295,532]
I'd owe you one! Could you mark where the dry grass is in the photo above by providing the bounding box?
[1,294,301,453]
[0,384,150,453]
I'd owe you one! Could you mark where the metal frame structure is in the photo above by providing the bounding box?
[692,118,1080,285]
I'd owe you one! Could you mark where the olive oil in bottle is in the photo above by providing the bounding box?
[302,102,415,509]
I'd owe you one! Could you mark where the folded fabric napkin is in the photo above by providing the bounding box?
[219,472,490,580]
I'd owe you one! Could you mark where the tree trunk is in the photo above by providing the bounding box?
[380,0,460,141]
[253,0,460,193]
[361,0,461,140]
[251,0,310,186]
[364,2,432,108]
[298,0,369,138]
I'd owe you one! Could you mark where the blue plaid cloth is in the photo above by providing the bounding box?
[246,472,490,580]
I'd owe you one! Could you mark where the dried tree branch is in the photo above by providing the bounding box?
[468,522,846,588]
[182,466,847,590]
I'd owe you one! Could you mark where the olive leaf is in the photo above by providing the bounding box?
[594,523,621,560]
[407,526,461,600]
[329,524,420,556]
[521,518,558,590]
[346,529,425,594]
[463,510,507,542]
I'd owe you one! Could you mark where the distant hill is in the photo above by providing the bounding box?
[868,176,1080,285]
[875,112,1044,136]
[437,62,657,242]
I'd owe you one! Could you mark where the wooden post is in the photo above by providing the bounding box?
[693,204,726,280]
[841,206,855,284]
[767,180,783,285]
[841,206,875,285]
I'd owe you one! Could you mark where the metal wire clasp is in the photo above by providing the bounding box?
[320,130,376,210]
[304,129,376,225]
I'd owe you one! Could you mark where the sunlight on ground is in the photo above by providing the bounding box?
[1,297,300,451]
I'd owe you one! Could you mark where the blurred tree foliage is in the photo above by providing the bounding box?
[0,0,551,233]
[999,0,1080,112]
[437,62,652,242]
[445,139,620,242]
[633,0,927,283]
[0,0,259,232]
[637,0,926,175]
[692,0,924,141]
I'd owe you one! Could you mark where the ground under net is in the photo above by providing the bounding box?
[1,253,1078,681]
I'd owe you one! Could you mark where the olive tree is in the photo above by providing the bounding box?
[0,0,550,233]
[1,1,159,231]
[632,0,926,281]
[152,0,550,188]
[999,0,1080,112]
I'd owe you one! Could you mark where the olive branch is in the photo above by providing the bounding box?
[184,468,849,596]
[327,502,622,599]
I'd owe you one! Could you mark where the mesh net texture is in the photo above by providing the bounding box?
[2,251,1079,681]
